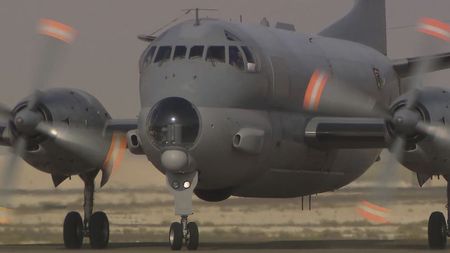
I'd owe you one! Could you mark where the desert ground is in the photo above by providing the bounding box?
[0,150,446,244]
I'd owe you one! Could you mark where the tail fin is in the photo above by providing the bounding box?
[319,0,387,55]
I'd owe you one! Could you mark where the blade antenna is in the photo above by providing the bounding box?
[181,8,219,26]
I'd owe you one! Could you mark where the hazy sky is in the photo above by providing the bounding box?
[0,0,450,119]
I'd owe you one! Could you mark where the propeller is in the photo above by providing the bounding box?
[305,17,450,223]
[0,19,126,209]
[365,18,450,224]
[0,19,77,207]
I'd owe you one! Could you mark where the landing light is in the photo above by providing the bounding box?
[170,117,176,123]
[183,181,191,189]
[50,129,58,137]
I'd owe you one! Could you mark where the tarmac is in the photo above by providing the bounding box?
[0,240,441,253]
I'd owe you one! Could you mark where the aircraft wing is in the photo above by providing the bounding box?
[393,52,450,78]
[0,119,135,147]
[105,119,138,133]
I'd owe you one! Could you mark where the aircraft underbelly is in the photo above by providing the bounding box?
[233,148,380,198]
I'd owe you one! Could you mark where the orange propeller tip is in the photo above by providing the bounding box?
[0,206,13,224]
[38,18,77,44]
[356,200,391,224]
[417,17,450,42]
[102,133,127,172]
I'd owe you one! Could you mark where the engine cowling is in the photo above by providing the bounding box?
[390,87,450,176]
[9,88,115,180]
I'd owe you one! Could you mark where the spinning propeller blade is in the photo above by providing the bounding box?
[360,17,450,223]
[0,19,76,206]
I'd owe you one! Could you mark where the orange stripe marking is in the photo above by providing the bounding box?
[313,73,329,111]
[303,70,320,109]
[357,208,389,224]
[303,70,329,111]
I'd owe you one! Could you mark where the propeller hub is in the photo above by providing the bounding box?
[391,108,421,136]
[13,109,43,135]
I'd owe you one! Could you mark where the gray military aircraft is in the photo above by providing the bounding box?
[2,0,450,251]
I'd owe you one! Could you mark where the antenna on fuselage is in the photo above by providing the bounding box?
[182,8,219,26]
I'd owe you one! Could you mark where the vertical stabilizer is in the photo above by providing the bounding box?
[319,0,387,55]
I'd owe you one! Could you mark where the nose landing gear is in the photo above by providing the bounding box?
[166,171,199,251]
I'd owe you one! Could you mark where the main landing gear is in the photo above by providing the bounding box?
[166,171,199,250]
[428,176,450,249]
[63,171,109,249]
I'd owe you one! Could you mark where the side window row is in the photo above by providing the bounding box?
[144,45,257,72]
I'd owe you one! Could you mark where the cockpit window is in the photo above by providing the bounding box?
[242,46,257,72]
[206,46,226,64]
[229,46,245,71]
[144,46,156,66]
[189,46,204,60]
[173,46,187,60]
[154,46,172,64]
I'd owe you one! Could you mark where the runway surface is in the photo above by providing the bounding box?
[0,240,440,253]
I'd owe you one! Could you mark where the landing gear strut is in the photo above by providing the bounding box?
[428,176,450,249]
[63,171,109,249]
[166,171,199,250]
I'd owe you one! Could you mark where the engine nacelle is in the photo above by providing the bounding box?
[392,87,450,176]
[10,88,113,177]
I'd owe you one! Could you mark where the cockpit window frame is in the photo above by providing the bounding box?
[241,46,258,73]
[142,46,157,69]
[153,46,173,65]
[206,46,226,65]
[229,45,245,71]
[189,45,205,60]
[173,45,187,61]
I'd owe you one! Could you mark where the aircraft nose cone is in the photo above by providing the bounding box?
[14,109,43,135]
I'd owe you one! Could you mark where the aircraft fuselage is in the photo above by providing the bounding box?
[138,19,400,198]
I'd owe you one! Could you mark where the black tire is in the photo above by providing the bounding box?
[186,222,199,250]
[169,222,183,250]
[89,211,109,249]
[63,211,84,249]
[428,211,447,249]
